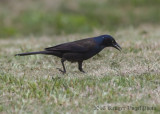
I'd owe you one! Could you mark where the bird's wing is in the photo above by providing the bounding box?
[45,38,96,53]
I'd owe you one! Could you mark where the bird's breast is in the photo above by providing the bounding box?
[62,46,105,62]
[83,47,104,60]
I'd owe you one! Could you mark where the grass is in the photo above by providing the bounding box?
[0,0,160,38]
[0,25,160,113]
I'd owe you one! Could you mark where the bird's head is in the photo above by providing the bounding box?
[100,35,122,51]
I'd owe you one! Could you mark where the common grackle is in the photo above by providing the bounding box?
[15,35,121,73]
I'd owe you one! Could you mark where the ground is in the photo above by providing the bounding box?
[0,25,160,113]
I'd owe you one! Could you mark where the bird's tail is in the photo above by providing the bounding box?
[15,51,52,56]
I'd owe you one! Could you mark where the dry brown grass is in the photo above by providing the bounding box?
[0,25,160,113]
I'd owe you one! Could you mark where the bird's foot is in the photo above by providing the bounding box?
[80,70,85,73]
[57,68,66,74]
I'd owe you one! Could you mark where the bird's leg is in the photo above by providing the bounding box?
[78,61,85,73]
[57,58,66,74]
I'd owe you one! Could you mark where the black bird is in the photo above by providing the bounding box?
[15,35,121,73]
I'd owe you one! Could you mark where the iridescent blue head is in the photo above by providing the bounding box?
[97,35,122,51]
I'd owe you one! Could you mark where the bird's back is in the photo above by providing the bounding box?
[45,37,98,53]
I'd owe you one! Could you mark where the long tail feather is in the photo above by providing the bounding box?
[15,51,51,56]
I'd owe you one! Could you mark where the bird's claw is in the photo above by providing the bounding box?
[56,68,66,74]
[80,70,85,73]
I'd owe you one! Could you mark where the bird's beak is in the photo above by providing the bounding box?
[113,43,122,51]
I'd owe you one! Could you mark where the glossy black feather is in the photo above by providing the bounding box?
[45,38,96,53]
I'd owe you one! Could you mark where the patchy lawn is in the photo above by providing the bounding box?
[0,26,160,113]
